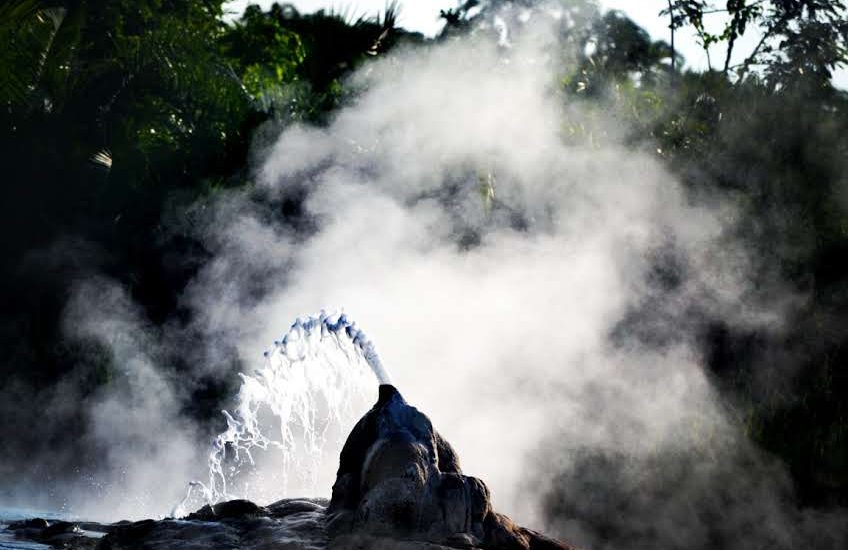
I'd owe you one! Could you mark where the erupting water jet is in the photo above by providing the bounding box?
[200,312,391,509]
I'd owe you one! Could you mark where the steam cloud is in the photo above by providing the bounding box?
[62,279,202,521]
[8,6,846,549]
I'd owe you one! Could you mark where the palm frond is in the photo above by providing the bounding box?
[0,1,66,108]
[89,149,114,170]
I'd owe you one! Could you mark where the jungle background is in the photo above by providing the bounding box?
[1,0,847,538]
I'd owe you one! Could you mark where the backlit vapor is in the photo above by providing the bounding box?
[210,9,798,542]
[221,10,842,548]
[26,4,845,548]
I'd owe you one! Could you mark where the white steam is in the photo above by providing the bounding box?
[42,6,845,549]
[61,278,201,521]
[219,26,768,527]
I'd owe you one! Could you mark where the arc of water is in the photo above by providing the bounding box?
[194,311,389,510]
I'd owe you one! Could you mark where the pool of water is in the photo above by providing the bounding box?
[0,507,107,549]
[0,529,51,550]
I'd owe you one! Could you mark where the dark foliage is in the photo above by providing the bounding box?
[0,0,418,488]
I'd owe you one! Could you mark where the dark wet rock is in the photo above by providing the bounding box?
[8,518,50,530]
[186,499,267,521]
[97,518,240,550]
[95,499,329,550]
[5,517,100,549]
[268,499,328,518]
[330,533,475,549]
[101,519,158,545]
[326,384,579,550]
[42,521,81,537]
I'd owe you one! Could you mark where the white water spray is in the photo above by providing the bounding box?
[177,311,389,516]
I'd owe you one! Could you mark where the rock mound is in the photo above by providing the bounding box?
[325,384,577,550]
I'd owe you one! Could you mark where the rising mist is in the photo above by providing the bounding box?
[2,3,845,550]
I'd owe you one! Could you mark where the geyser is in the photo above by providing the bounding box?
[196,312,391,510]
[7,316,578,549]
[33,381,580,549]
